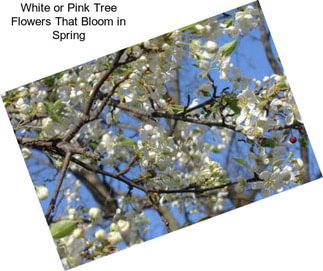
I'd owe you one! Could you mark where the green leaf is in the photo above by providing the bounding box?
[170,104,185,113]
[259,138,276,148]
[224,18,233,27]
[192,128,202,135]
[227,99,241,114]
[50,220,78,239]
[89,142,98,150]
[233,157,246,165]
[53,99,63,110]
[200,90,211,97]
[51,114,60,122]
[2,96,11,104]
[211,146,220,153]
[44,101,52,112]
[237,6,245,11]
[276,81,289,90]
[175,65,184,70]
[197,216,211,222]
[55,71,64,80]
[44,76,55,87]
[299,136,308,147]
[143,170,156,179]
[119,137,136,147]
[221,40,238,57]
[178,23,197,32]
[82,207,89,213]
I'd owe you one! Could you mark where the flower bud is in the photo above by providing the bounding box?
[162,43,170,51]
[73,228,84,239]
[107,231,122,245]
[263,76,270,83]
[95,229,106,240]
[205,41,219,54]
[195,24,205,33]
[292,158,304,170]
[143,124,153,132]
[117,220,130,233]
[88,207,102,221]
[21,147,32,159]
[36,102,46,114]
[143,40,150,49]
[42,117,53,129]
[36,185,49,200]
[110,222,118,232]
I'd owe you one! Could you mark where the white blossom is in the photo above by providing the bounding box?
[36,185,49,200]
[95,229,106,240]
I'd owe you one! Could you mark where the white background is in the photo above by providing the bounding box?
[0,0,323,270]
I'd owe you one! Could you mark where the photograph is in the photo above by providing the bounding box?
[1,1,321,269]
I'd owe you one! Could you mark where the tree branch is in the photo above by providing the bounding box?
[111,99,303,133]
[256,2,283,75]
[148,193,172,233]
[45,151,72,224]
[16,136,99,160]
[115,156,138,177]
[63,49,126,142]
[89,73,130,122]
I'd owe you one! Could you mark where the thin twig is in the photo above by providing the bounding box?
[152,177,260,194]
[45,152,72,224]
[207,73,218,97]
[148,193,172,233]
[65,155,262,196]
[115,156,138,177]
[108,99,303,132]
[63,49,126,142]
[256,2,282,75]
[89,73,130,121]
